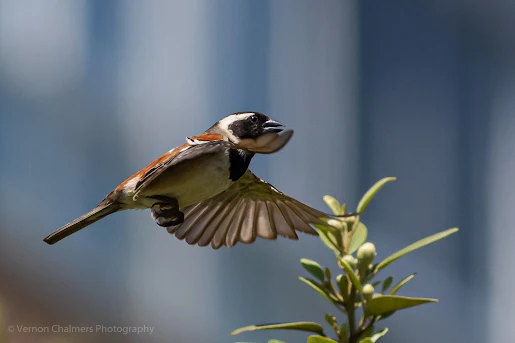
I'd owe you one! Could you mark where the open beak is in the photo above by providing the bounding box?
[262,119,284,133]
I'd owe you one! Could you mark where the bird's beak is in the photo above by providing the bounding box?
[262,119,284,133]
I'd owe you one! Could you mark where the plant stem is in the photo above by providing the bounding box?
[346,286,357,343]
[354,316,377,341]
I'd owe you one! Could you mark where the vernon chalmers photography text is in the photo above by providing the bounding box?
[8,324,155,335]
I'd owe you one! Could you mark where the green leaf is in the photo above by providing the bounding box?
[300,258,325,281]
[231,322,325,336]
[389,273,416,295]
[324,195,342,215]
[357,177,396,213]
[307,336,338,343]
[349,222,368,254]
[339,258,362,292]
[371,328,389,342]
[360,339,373,343]
[365,295,438,316]
[381,277,393,294]
[269,340,286,343]
[314,224,340,255]
[374,228,458,273]
[299,277,335,304]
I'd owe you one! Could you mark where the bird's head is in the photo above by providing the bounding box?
[210,112,284,143]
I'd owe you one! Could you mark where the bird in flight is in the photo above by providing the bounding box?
[44,112,342,248]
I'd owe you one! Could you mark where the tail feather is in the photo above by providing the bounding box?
[44,203,120,245]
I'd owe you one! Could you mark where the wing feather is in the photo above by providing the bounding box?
[280,201,314,233]
[257,201,277,240]
[184,190,237,245]
[239,199,258,244]
[211,197,245,249]
[225,200,248,247]
[284,200,323,232]
[167,170,337,248]
[175,205,212,240]
[197,192,241,247]
[183,201,223,244]
[267,200,298,239]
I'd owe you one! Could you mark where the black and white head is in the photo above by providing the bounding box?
[209,112,284,143]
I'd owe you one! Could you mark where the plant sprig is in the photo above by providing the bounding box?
[232,177,459,343]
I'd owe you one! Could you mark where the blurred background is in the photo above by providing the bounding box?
[1,0,513,342]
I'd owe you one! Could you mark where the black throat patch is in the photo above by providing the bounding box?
[229,149,254,181]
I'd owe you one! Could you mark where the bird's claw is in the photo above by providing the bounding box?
[151,199,184,227]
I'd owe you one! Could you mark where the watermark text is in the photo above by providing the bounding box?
[7,324,154,335]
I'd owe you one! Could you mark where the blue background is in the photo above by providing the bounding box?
[1,1,511,342]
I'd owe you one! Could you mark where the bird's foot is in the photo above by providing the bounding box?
[151,197,184,227]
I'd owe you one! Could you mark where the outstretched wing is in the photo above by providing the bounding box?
[168,170,333,249]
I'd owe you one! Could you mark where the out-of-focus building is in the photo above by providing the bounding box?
[1,1,514,342]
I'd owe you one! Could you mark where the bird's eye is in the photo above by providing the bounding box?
[249,115,258,122]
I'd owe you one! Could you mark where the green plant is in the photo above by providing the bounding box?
[232,177,458,343]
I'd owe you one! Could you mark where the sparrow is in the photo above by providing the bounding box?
[44,112,340,248]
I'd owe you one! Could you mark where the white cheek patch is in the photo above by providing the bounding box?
[216,127,239,143]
